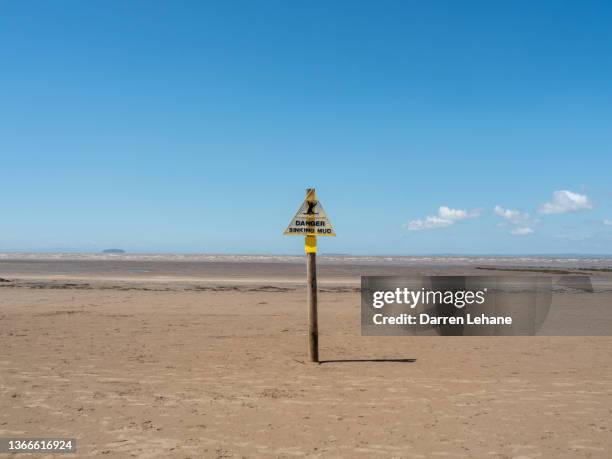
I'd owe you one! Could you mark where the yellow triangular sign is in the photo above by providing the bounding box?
[284,191,336,237]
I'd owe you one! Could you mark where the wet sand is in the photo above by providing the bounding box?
[1,257,611,458]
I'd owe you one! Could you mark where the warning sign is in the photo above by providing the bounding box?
[284,190,336,237]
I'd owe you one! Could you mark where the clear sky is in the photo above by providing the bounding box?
[1,1,611,255]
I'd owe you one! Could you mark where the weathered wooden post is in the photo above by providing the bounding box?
[304,189,319,362]
[284,188,336,363]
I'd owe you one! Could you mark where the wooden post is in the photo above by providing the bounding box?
[307,249,319,362]
[305,188,319,363]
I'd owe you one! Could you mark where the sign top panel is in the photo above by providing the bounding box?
[284,191,336,237]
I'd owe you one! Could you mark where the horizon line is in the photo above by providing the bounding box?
[1,250,612,258]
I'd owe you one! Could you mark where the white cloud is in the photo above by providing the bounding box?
[438,206,481,220]
[604,219,612,226]
[510,227,534,236]
[404,206,480,231]
[494,205,536,235]
[539,190,592,214]
[494,205,531,224]
[405,216,454,231]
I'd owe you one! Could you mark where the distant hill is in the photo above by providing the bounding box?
[102,249,126,254]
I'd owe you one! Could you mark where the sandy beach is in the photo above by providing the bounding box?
[1,255,612,458]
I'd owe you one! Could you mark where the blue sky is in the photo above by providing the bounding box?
[1,0,611,255]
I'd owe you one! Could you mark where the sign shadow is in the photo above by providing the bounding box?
[319,358,417,364]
